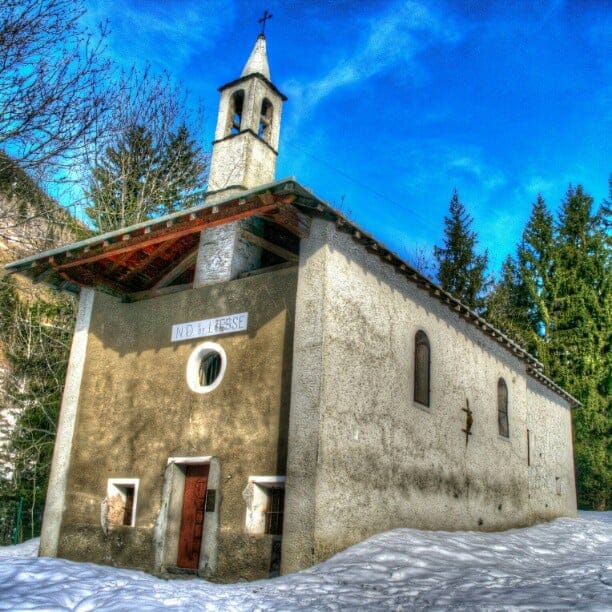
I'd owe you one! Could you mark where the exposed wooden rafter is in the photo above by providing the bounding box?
[240,229,299,263]
[152,247,199,289]
[119,239,184,283]
[263,205,310,238]
[126,283,193,303]
[54,193,296,272]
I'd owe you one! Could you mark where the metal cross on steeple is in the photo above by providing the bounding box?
[258,10,273,35]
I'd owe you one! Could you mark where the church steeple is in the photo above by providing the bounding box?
[206,34,287,201]
[240,34,271,80]
[194,33,287,287]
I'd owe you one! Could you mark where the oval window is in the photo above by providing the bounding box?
[186,342,227,394]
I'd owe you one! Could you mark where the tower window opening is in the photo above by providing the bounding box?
[258,98,273,141]
[228,90,244,135]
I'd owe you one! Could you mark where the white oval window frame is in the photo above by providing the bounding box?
[186,342,227,394]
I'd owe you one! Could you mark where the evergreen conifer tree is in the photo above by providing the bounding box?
[85,122,207,232]
[434,189,489,310]
[485,185,610,508]
[484,255,531,348]
[516,195,557,361]
[547,185,610,509]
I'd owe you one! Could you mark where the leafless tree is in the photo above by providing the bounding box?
[0,0,110,180]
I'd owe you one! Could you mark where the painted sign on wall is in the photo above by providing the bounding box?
[171,312,248,342]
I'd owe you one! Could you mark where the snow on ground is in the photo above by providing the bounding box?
[0,514,610,611]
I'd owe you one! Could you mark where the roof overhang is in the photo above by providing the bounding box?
[4,178,314,296]
[4,177,581,408]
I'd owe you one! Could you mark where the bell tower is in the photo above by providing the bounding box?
[206,34,287,201]
[194,33,287,286]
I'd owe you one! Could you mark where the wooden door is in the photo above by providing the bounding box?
[177,464,210,569]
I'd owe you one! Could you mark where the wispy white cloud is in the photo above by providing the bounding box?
[84,0,234,73]
[282,1,462,124]
[448,156,507,192]
[525,175,554,196]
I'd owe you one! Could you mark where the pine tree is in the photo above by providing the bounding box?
[484,255,532,348]
[547,185,610,510]
[158,124,205,214]
[434,189,489,310]
[516,195,557,361]
[485,185,610,508]
[85,122,207,232]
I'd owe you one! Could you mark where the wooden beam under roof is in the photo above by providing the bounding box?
[240,229,299,263]
[151,247,199,289]
[119,238,183,283]
[263,205,310,238]
[106,250,137,274]
[126,283,193,303]
[59,267,128,296]
[54,195,296,272]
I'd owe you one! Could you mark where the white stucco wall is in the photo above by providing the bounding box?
[282,218,577,573]
[526,378,577,518]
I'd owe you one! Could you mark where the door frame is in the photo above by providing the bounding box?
[154,456,221,575]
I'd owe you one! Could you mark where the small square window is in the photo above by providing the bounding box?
[106,479,139,527]
[245,476,285,536]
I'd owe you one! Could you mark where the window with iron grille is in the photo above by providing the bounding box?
[414,330,430,407]
[264,487,284,535]
[186,342,226,394]
[199,352,221,387]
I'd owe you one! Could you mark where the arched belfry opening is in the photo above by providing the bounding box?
[258,98,273,141]
[207,34,287,199]
[227,90,244,136]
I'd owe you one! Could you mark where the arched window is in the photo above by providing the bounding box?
[258,98,273,141]
[498,378,509,438]
[227,90,244,135]
[414,331,430,407]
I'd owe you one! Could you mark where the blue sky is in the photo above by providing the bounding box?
[83,0,611,274]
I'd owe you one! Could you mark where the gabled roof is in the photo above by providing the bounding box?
[4,177,581,408]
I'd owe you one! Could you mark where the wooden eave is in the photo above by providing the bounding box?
[4,177,580,408]
[4,178,308,297]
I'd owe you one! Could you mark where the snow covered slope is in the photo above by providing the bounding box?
[0,514,610,610]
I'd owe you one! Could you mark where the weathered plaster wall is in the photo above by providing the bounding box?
[283,218,576,573]
[207,131,277,196]
[194,218,264,287]
[57,267,297,581]
[526,378,577,518]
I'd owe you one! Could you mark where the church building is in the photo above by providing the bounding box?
[5,34,579,582]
